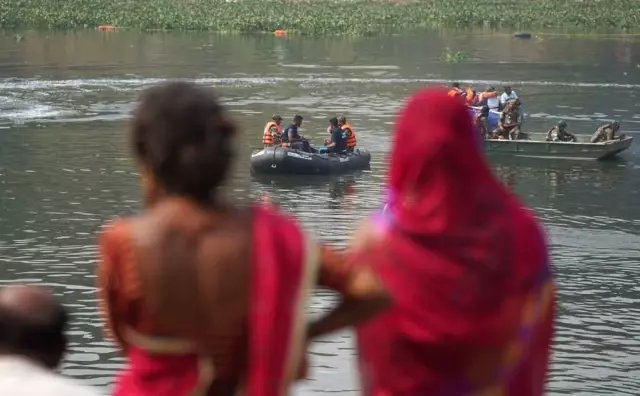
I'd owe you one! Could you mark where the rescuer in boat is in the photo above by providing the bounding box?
[325,117,347,153]
[338,116,357,152]
[591,121,624,143]
[464,87,478,106]
[474,105,491,139]
[545,120,577,142]
[499,85,518,110]
[477,86,499,111]
[282,115,316,152]
[494,99,522,140]
[281,115,303,146]
[262,115,282,147]
[447,82,464,98]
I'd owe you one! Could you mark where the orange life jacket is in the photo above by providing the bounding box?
[480,91,498,100]
[262,121,281,146]
[465,87,476,105]
[447,88,464,97]
[342,123,357,148]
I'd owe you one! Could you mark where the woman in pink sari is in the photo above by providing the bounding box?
[97,81,390,396]
[351,89,555,395]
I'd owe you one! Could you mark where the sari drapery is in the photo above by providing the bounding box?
[98,204,319,396]
[355,89,555,395]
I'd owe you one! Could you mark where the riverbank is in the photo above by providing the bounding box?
[1,0,638,35]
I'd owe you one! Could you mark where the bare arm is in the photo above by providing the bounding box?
[308,221,390,339]
[307,244,390,339]
[97,223,130,352]
[498,113,505,128]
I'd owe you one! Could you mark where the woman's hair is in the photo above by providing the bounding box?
[329,117,339,127]
[131,81,237,202]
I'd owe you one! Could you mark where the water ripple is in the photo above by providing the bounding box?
[1,33,640,396]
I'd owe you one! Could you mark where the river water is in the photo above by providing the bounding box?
[0,30,639,395]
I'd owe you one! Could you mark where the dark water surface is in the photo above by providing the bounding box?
[1,30,640,395]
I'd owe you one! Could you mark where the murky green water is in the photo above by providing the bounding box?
[0,30,639,395]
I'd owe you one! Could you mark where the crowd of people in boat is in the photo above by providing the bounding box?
[0,82,556,396]
[448,82,518,111]
[473,99,526,140]
[448,82,625,143]
[262,114,357,153]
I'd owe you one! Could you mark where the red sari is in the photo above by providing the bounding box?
[355,90,555,395]
[98,204,319,396]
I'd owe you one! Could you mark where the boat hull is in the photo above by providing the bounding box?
[483,136,634,160]
[250,147,372,175]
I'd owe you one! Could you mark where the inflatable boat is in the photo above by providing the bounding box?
[250,147,371,175]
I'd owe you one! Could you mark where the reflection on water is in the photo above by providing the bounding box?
[0,30,639,395]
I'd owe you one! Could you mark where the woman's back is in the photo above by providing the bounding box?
[121,199,250,368]
[100,199,317,395]
[97,81,391,396]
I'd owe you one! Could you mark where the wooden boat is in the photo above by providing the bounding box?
[483,135,634,160]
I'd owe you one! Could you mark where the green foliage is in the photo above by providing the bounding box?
[440,47,469,63]
[0,0,639,34]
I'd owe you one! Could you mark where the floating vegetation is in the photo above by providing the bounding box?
[0,0,639,34]
[440,48,469,63]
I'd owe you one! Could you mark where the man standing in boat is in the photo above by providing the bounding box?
[591,121,623,143]
[481,86,500,111]
[499,86,518,110]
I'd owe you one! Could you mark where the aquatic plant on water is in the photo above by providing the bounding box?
[440,48,469,63]
[0,0,639,34]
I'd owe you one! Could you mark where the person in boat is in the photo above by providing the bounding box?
[478,86,499,111]
[493,101,522,140]
[546,120,577,142]
[474,105,491,139]
[338,116,357,152]
[349,88,555,396]
[590,121,623,143]
[464,87,478,106]
[447,82,464,98]
[282,115,315,152]
[96,81,391,396]
[494,99,522,140]
[499,85,518,109]
[262,115,282,147]
[325,117,347,153]
[281,114,303,146]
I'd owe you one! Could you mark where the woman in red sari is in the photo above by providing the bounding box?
[351,89,555,395]
[97,81,390,396]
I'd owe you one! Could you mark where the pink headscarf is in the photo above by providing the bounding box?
[357,89,555,395]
